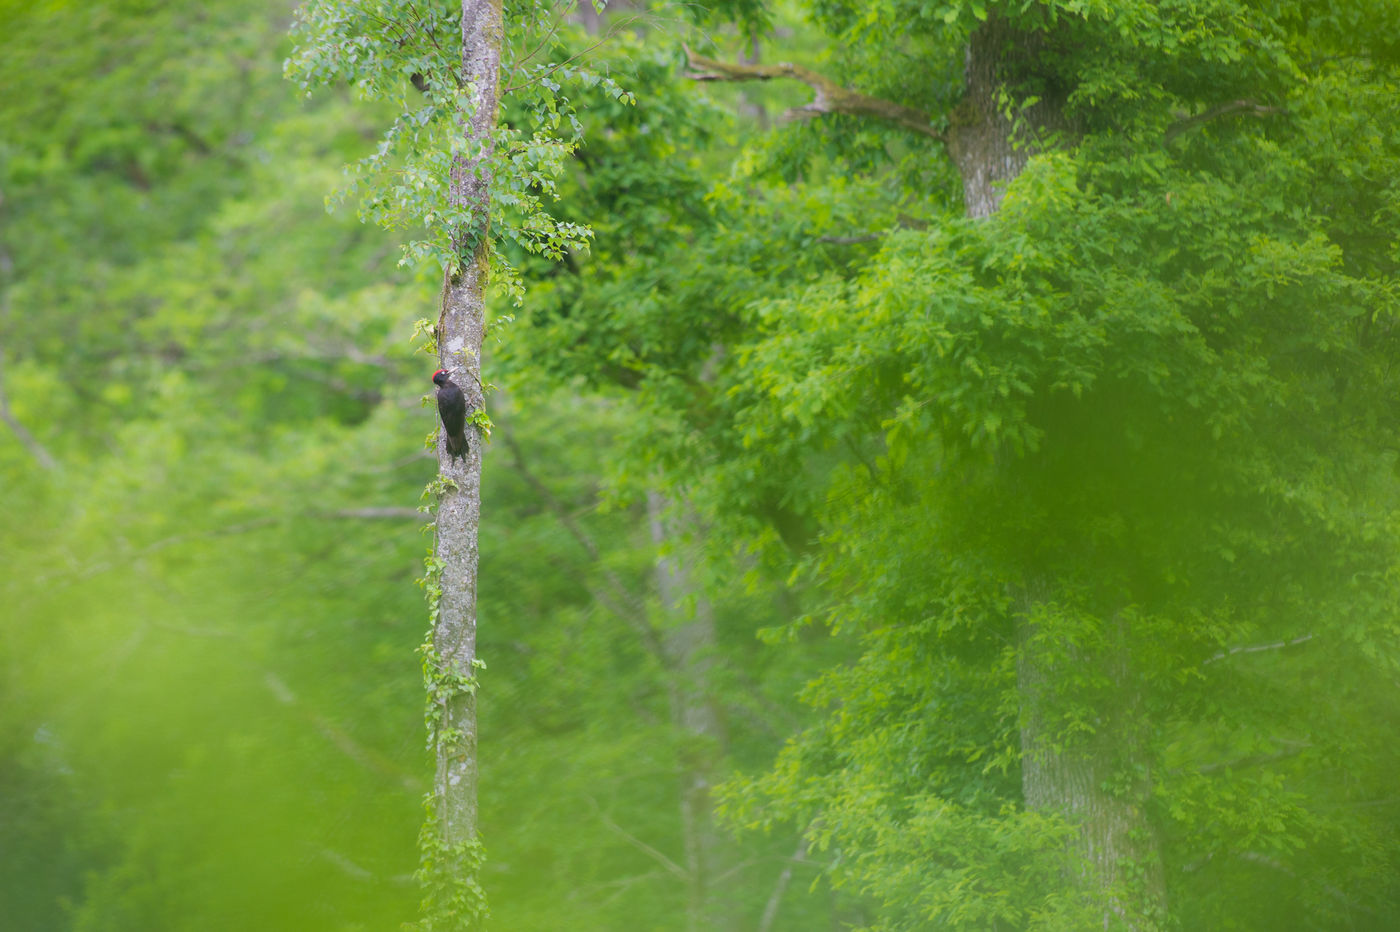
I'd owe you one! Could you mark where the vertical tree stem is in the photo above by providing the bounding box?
[427,0,501,900]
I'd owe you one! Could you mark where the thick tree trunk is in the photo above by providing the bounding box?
[430,0,501,861]
[953,18,1164,925]
[947,18,1066,217]
[1017,604,1166,928]
[646,491,730,932]
[948,25,1025,217]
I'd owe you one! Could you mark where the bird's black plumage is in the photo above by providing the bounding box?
[433,369,469,461]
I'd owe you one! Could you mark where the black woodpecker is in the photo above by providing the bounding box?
[432,369,469,461]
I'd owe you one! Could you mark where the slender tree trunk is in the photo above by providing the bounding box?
[429,0,501,868]
[575,0,599,33]
[646,491,730,932]
[952,18,1165,925]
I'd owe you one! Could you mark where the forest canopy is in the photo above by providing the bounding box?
[2,0,1400,930]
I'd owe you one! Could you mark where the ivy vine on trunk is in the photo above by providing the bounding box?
[286,1,630,926]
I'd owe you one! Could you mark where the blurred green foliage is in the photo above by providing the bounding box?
[0,3,831,929]
[4,0,1400,930]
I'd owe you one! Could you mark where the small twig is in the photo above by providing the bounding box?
[575,869,669,907]
[497,416,660,655]
[265,671,422,793]
[322,507,424,520]
[35,508,424,585]
[36,518,280,585]
[500,16,646,96]
[511,2,567,73]
[403,0,446,58]
[362,11,414,49]
[816,214,929,246]
[143,121,215,155]
[587,795,688,881]
[1204,633,1314,665]
[314,846,416,886]
[0,362,58,470]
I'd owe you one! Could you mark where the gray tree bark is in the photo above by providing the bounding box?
[430,0,501,856]
[688,17,1165,923]
[1016,598,1166,928]
[946,18,1068,216]
[949,18,1164,925]
[647,491,730,932]
[946,21,1029,218]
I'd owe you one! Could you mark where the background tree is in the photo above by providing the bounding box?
[286,0,630,924]
[6,0,1400,930]
[639,3,1400,929]
[499,0,1400,928]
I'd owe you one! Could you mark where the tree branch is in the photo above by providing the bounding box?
[37,518,280,585]
[497,415,666,661]
[313,845,415,885]
[587,795,688,881]
[0,288,59,470]
[37,509,421,586]
[0,372,58,470]
[265,671,422,793]
[816,232,885,245]
[1204,633,1314,665]
[1165,99,1287,143]
[1196,740,1312,775]
[501,16,646,96]
[683,45,943,141]
[322,506,424,520]
[758,838,809,932]
[1237,851,1377,916]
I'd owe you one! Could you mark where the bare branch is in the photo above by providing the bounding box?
[1237,851,1377,916]
[403,0,448,59]
[0,292,59,470]
[683,45,944,141]
[36,518,280,585]
[264,671,422,793]
[508,0,567,74]
[815,214,930,246]
[0,372,58,470]
[758,837,809,932]
[321,506,424,520]
[587,796,688,881]
[1165,99,1287,143]
[314,846,416,886]
[1197,740,1312,775]
[1204,633,1314,665]
[501,16,647,96]
[37,508,424,586]
[497,416,668,661]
